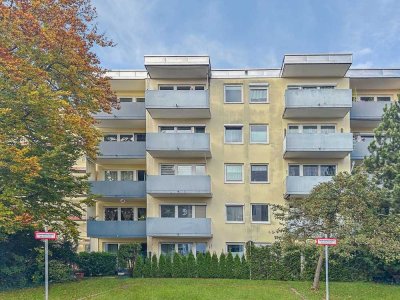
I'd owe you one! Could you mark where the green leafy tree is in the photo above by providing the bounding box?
[117,243,141,274]
[132,255,143,278]
[0,0,116,239]
[226,252,234,279]
[186,252,197,278]
[365,98,400,212]
[219,253,227,278]
[172,252,182,278]
[151,254,158,278]
[274,170,400,290]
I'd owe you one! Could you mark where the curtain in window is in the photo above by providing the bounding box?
[120,135,133,142]
[225,127,242,143]
[303,165,319,176]
[105,208,118,221]
[320,126,335,134]
[105,171,118,181]
[177,243,192,256]
[320,165,336,176]
[226,165,243,181]
[303,126,318,134]
[252,205,268,222]
[225,86,242,102]
[227,206,243,221]
[177,165,192,175]
[121,208,134,221]
[289,165,300,176]
[251,165,268,182]
[251,125,267,143]
[121,171,134,181]
[250,88,267,102]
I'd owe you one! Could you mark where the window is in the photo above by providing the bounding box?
[159,86,174,90]
[160,205,206,218]
[137,170,146,181]
[287,124,336,134]
[159,85,205,91]
[104,134,117,142]
[250,125,268,143]
[224,85,242,103]
[249,85,268,103]
[136,97,145,102]
[289,165,300,176]
[320,165,336,176]
[224,126,243,143]
[177,243,192,255]
[105,208,118,221]
[160,205,175,218]
[104,243,119,254]
[121,208,134,221]
[103,133,145,142]
[225,164,244,183]
[251,204,269,223]
[303,125,318,134]
[287,85,335,90]
[288,125,299,134]
[178,205,192,218]
[160,243,175,256]
[120,134,134,142]
[160,243,195,256]
[227,244,244,257]
[120,171,134,181]
[176,126,192,133]
[135,133,146,141]
[226,205,244,222]
[160,164,206,176]
[159,125,206,133]
[138,208,146,220]
[360,96,375,102]
[377,96,391,102]
[320,125,335,134]
[303,165,319,176]
[159,126,175,133]
[104,171,118,181]
[119,97,133,103]
[176,86,191,90]
[196,243,207,254]
[195,206,206,218]
[250,165,268,183]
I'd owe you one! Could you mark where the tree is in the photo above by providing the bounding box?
[219,253,227,278]
[274,170,400,289]
[158,254,167,277]
[117,243,141,275]
[132,255,143,278]
[172,252,182,278]
[226,252,234,278]
[0,0,116,239]
[210,253,219,278]
[186,252,197,278]
[365,98,400,212]
[151,254,158,277]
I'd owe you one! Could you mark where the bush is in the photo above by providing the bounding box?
[226,252,234,278]
[32,259,74,284]
[117,243,141,273]
[133,255,143,278]
[219,253,227,278]
[196,253,206,278]
[164,255,173,278]
[210,253,219,278]
[77,252,116,277]
[142,257,151,278]
[172,252,182,278]
[187,252,197,278]
[151,254,158,277]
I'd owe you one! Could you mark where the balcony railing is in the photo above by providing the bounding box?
[350,101,390,128]
[146,218,212,237]
[87,220,146,238]
[146,175,211,197]
[352,139,373,160]
[285,176,333,197]
[89,181,146,199]
[146,133,211,158]
[97,141,146,159]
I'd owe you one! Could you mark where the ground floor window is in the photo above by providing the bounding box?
[104,242,147,257]
[160,242,207,256]
[226,243,245,257]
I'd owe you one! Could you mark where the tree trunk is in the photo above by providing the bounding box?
[312,251,324,290]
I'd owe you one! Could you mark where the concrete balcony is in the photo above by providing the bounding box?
[283,133,353,158]
[146,133,211,158]
[96,141,146,164]
[285,176,333,197]
[87,220,146,238]
[352,139,373,160]
[283,89,352,118]
[93,102,146,128]
[147,175,212,197]
[350,101,390,128]
[89,181,146,200]
[146,218,212,238]
[145,90,210,118]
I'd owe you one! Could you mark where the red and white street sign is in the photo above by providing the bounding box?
[34,231,57,240]
[316,238,337,246]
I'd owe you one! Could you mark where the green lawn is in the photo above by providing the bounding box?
[1,278,399,300]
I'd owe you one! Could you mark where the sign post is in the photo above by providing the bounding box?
[35,229,57,300]
[316,237,337,300]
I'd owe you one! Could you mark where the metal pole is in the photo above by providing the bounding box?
[45,226,49,300]
[325,244,329,300]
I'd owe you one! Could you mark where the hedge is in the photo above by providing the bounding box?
[76,252,117,276]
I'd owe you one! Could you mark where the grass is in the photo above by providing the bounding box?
[1,278,399,300]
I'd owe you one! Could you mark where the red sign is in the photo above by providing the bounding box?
[34,231,57,240]
[316,238,337,246]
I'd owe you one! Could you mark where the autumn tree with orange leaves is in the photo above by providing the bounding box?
[0,0,116,239]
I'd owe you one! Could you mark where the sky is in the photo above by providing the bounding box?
[92,0,400,70]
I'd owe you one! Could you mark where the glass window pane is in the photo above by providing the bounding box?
[251,165,268,182]
[288,126,299,133]
[104,135,117,142]
[360,96,374,101]
[321,126,335,134]
[195,165,206,175]
[120,134,134,142]
[377,96,391,101]
[225,165,243,182]
[303,165,319,176]
[105,171,118,181]
[195,206,206,218]
[176,126,192,133]
[135,133,146,141]
[194,126,206,133]
[160,165,175,175]
[105,208,118,221]
[320,165,336,176]
[320,86,335,89]
[161,244,175,256]
[250,125,268,143]
[249,87,268,103]
[225,86,242,103]
[302,86,318,89]
[161,205,175,218]
[105,243,119,254]
[177,243,192,256]
[252,204,268,222]
[121,208,134,221]
[226,206,243,222]
[159,86,174,90]
[176,86,191,90]
[289,165,300,176]
[159,126,175,133]
[178,205,192,218]
[195,86,205,90]
[136,97,145,102]
[137,170,146,181]
[225,126,243,143]
[138,208,147,220]
[177,165,192,175]
[121,171,134,181]
[303,126,318,133]
[119,98,133,103]
[227,244,244,256]
[196,243,207,254]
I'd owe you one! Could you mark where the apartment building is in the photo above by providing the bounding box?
[82,54,400,257]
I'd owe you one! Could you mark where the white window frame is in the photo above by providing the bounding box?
[103,170,145,181]
[226,243,245,257]
[224,124,243,144]
[225,204,245,223]
[249,124,269,144]
[249,84,269,104]
[287,84,337,90]
[250,204,270,224]
[158,84,206,91]
[118,96,145,103]
[159,242,206,256]
[356,95,393,102]
[224,164,244,183]
[103,207,142,221]
[159,164,206,176]
[250,164,269,183]
[159,204,207,218]
[103,133,145,142]
[287,124,336,134]
[288,164,338,176]
[158,124,206,133]
[224,85,243,104]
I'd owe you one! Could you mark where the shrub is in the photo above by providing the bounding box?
[164,255,173,278]
[226,252,234,278]
[77,252,116,277]
[233,255,242,279]
[197,253,206,278]
[210,253,219,278]
[172,252,182,278]
[32,260,74,284]
[151,254,158,277]
[158,254,167,277]
[187,252,197,278]
[241,256,250,279]
[219,253,227,278]
[142,257,151,278]
[117,243,141,273]
[133,255,143,278]
[204,252,212,278]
